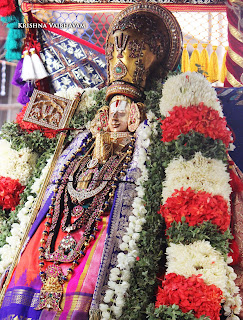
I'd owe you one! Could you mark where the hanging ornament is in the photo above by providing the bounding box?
[21,50,36,82]
[220,47,228,84]
[181,44,190,73]
[209,45,219,83]
[190,43,200,72]
[200,43,209,77]
[29,48,48,80]
[17,82,34,105]
[12,57,25,87]
[0,61,6,96]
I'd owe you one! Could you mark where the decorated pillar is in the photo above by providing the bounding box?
[225,0,243,87]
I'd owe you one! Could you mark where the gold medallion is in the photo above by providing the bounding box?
[36,265,64,311]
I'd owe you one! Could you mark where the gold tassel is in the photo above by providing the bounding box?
[181,43,190,73]
[190,43,201,72]
[209,45,219,83]
[89,309,101,320]
[220,46,228,83]
[200,43,209,77]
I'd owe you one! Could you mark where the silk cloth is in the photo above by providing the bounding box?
[0,126,142,319]
[37,27,107,93]
[216,87,243,171]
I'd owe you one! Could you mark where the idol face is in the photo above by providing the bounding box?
[108,96,131,132]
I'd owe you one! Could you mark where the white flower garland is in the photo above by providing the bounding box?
[55,86,98,113]
[162,152,232,204]
[159,72,223,118]
[0,155,53,275]
[0,139,38,186]
[99,118,154,319]
[159,72,241,319]
[166,241,241,318]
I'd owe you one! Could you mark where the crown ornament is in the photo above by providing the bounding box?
[105,3,182,102]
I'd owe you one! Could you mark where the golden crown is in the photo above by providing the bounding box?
[105,3,182,102]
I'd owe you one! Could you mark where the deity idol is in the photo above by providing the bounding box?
[0,3,182,320]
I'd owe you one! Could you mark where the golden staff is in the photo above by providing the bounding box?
[0,89,81,306]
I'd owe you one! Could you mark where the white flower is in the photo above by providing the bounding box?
[101,310,111,319]
[110,305,122,317]
[104,289,115,303]
[0,140,38,186]
[99,304,109,312]
[162,152,231,203]
[0,155,53,276]
[99,122,152,317]
[166,241,228,293]
[159,72,223,117]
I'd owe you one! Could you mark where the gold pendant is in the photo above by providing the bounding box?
[35,265,64,311]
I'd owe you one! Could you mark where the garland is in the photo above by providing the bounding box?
[160,188,230,232]
[0,155,53,274]
[100,119,155,319]
[156,273,223,320]
[166,221,233,258]
[0,87,102,273]
[0,73,241,319]
[160,104,232,147]
[0,176,25,211]
[155,71,241,319]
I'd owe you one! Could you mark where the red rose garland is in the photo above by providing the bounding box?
[16,104,57,139]
[159,187,230,232]
[160,103,232,147]
[155,273,223,320]
[0,176,25,211]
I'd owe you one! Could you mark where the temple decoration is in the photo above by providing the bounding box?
[105,3,182,101]
[156,71,241,319]
[224,0,243,87]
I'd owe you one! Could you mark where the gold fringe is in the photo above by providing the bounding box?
[190,43,200,72]
[89,309,101,320]
[200,43,209,77]
[226,70,243,87]
[181,43,190,73]
[220,47,228,83]
[208,45,219,83]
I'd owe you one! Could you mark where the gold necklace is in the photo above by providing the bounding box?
[35,135,136,311]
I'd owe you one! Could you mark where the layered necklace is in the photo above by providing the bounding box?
[35,132,135,311]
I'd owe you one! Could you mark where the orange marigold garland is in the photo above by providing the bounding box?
[160,103,232,147]
[159,187,230,232]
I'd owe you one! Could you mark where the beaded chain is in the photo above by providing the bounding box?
[35,133,136,311]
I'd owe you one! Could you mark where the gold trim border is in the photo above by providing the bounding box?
[229,23,243,43]
[226,70,243,87]
[228,47,243,68]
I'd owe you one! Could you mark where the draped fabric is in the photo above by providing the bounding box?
[230,161,243,319]
[224,0,243,87]
[0,127,142,320]
[37,27,107,94]
[216,87,243,171]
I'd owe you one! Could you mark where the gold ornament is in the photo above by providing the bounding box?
[36,265,64,311]
[105,3,182,102]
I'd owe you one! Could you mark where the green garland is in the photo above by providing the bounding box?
[146,304,210,320]
[166,220,233,259]
[121,122,166,320]
[121,80,167,319]
[159,131,227,168]
[0,122,57,154]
